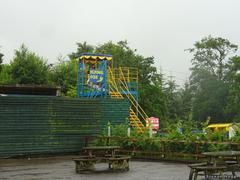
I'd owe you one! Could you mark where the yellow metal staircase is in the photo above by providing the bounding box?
[108,67,148,133]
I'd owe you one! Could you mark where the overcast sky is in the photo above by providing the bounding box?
[0,0,240,85]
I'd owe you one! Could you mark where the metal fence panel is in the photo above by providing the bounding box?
[0,96,129,157]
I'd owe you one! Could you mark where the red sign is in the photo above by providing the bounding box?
[146,117,159,130]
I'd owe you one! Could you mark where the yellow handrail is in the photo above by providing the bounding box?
[118,78,148,123]
[108,67,146,131]
[108,69,123,96]
[118,67,149,121]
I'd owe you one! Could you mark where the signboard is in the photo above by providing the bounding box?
[146,117,159,130]
[89,70,103,83]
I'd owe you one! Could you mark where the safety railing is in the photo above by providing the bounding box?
[118,67,148,124]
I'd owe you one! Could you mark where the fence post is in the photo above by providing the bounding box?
[132,138,136,157]
[127,127,131,137]
[84,136,89,147]
[161,140,165,158]
[108,122,111,137]
[195,142,199,160]
[107,122,111,146]
[149,123,153,138]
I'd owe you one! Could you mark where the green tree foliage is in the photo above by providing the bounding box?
[95,41,138,68]
[0,51,3,71]
[188,36,238,123]
[49,56,78,95]
[164,79,179,120]
[10,44,49,84]
[188,35,238,80]
[50,41,95,96]
[69,41,94,59]
[172,82,193,121]
[0,64,14,84]
[225,56,240,121]
[191,72,228,122]
[137,57,167,121]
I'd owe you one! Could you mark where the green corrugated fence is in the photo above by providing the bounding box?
[0,96,129,158]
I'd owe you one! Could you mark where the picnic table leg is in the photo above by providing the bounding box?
[110,159,129,171]
[75,161,95,173]
[112,149,116,157]
[236,155,240,164]
[188,168,194,180]
[193,170,198,180]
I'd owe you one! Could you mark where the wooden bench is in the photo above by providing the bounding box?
[73,157,98,173]
[188,162,207,180]
[225,163,240,177]
[108,156,131,171]
[73,155,131,173]
[188,163,226,180]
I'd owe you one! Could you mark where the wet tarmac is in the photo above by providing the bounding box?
[0,156,190,180]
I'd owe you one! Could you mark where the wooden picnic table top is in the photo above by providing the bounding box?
[202,151,240,157]
[82,146,121,150]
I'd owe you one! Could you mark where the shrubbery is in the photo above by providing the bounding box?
[92,120,240,155]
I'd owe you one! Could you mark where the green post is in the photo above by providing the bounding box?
[107,121,111,137]
[127,126,131,137]
[107,121,111,145]
[149,122,153,138]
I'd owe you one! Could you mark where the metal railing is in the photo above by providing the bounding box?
[118,67,148,123]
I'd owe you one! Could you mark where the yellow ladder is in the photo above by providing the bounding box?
[108,68,146,133]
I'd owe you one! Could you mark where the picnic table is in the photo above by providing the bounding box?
[73,146,131,173]
[188,151,240,180]
[203,151,240,166]
[82,146,120,157]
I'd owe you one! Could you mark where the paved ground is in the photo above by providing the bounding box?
[0,156,190,180]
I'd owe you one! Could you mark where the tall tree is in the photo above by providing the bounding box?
[188,36,238,80]
[10,44,49,84]
[225,56,240,121]
[187,36,237,122]
[49,56,78,95]
[0,64,14,84]
[96,40,138,68]
[69,42,94,59]
[191,71,228,122]
[175,82,193,121]
[164,79,180,120]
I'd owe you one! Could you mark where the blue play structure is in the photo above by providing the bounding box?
[75,53,147,132]
[76,53,111,98]
[76,53,138,99]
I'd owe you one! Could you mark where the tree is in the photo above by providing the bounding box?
[174,82,193,121]
[187,36,238,123]
[225,56,240,121]
[0,49,3,72]
[53,42,94,95]
[10,44,49,84]
[69,42,94,59]
[191,72,228,123]
[164,78,191,121]
[188,36,238,80]
[49,56,78,95]
[0,64,14,84]
[95,40,138,68]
